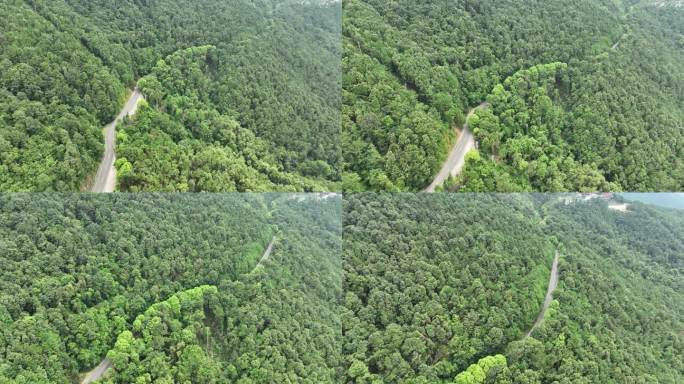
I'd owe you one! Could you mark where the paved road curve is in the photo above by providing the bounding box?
[91,88,144,193]
[526,250,560,337]
[424,102,488,192]
[80,358,112,384]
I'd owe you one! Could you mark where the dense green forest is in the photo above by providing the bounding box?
[343,193,684,383]
[0,193,342,383]
[0,0,340,191]
[0,0,124,191]
[342,0,684,191]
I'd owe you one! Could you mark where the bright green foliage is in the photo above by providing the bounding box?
[1,0,341,191]
[461,15,684,191]
[453,355,507,384]
[343,0,684,191]
[104,286,222,383]
[0,0,126,191]
[343,194,555,382]
[518,197,684,383]
[342,0,452,192]
[101,197,343,383]
[344,194,684,383]
[0,194,342,383]
[116,46,334,191]
[460,63,620,192]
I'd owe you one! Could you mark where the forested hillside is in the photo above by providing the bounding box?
[0,0,125,191]
[1,0,341,191]
[343,194,684,383]
[343,0,684,191]
[0,193,342,383]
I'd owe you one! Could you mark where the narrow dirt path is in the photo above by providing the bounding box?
[91,88,144,193]
[526,250,560,338]
[424,102,488,192]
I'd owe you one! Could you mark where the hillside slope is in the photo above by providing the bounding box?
[343,0,684,191]
[0,194,342,383]
[343,194,684,383]
[1,0,341,191]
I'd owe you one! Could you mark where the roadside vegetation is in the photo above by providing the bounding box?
[343,194,684,382]
[0,194,341,383]
[343,0,684,191]
[0,0,341,191]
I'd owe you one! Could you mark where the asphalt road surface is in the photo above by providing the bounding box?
[526,250,560,337]
[80,358,112,384]
[254,236,276,270]
[91,89,144,193]
[424,102,488,192]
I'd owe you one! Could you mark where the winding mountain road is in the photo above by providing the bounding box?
[424,102,488,192]
[91,88,144,193]
[79,237,276,383]
[526,250,560,338]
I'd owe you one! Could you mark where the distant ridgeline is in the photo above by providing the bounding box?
[620,192,684,209]
[343,194,684,383]
[0,0,341,191]
[0,194,342,383]
[343,0,684,191]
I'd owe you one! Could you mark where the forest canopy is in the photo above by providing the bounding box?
[0,0,341,191]
[342,0,684,191]
[1,193,682,383]
[343,193,684,383]
[0,193,342,383]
